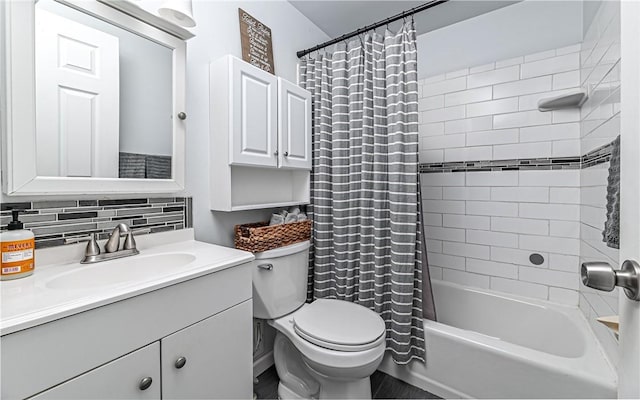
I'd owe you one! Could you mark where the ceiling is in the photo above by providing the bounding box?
[289,0,522,38]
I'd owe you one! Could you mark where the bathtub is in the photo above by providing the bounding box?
[378,280,617,399]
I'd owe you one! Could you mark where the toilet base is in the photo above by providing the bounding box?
[278,381,307,400]
[277,374,372,400]
[314,375,372,400]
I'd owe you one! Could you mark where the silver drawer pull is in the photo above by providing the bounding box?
[175,356,187,369]
[257,263,273,271]
[139,377,153,391]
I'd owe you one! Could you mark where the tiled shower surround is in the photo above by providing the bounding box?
[419,4,622,368]
[419,43,586,306]
[579,0,621,366]
[0,197,193,249]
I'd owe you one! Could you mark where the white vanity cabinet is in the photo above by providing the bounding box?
[31,343,162,399]
[1,263,253,400]
[161,301,252,399]
[210,55,311,211]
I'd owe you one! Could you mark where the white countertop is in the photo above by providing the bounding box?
[0,229,254,335]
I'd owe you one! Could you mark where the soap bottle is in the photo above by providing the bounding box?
[1,210,35,281]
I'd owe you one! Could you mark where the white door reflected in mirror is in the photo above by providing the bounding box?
[36,9,120,178]
[34,0,173,180]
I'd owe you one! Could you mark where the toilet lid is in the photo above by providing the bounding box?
[293,299,386,352]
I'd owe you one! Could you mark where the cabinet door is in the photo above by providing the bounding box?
[278,78,312,170]
[31,343,160,400]
[161,300,253,399]
[231,58,278,168]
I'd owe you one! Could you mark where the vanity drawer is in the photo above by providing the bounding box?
[30,343,161,400]
[1,263,251,400]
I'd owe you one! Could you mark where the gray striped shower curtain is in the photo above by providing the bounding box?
[299,22,431,364]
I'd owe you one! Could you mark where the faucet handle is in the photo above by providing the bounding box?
[123,232,137,251]
[85,233,101,257]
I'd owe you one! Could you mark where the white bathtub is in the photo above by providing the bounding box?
[378,280,617,399]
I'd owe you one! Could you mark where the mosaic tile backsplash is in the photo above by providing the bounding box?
[418,139,614,173]
[0,197,192,249]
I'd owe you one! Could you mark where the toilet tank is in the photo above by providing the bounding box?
[252,241,311,319]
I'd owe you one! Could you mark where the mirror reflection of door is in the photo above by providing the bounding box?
[35,9,120,178]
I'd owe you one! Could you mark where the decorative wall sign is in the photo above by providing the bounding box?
[238,8,275,74]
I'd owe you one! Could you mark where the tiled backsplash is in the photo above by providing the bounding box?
[0,197,193,249]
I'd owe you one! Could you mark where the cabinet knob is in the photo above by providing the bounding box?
[284,151,289,157]
[175,356,187,369]
[274,150,279,156]
[139,377,153,391]
[178,112,187,120]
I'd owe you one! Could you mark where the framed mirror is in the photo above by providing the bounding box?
[1,0,188,195]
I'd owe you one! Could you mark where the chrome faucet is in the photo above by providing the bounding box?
[65,223,149,264]
[104,223,136,253]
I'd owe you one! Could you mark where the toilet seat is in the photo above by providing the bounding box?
[293,299,386,352]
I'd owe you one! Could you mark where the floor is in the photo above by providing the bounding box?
[254,366,441,399]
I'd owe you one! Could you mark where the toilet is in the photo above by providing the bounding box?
[252,241,387,399]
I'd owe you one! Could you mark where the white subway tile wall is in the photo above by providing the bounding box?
[417,44,581,165]
[419,44,586,305]
[579,0,620,368]
[422,169,581,302]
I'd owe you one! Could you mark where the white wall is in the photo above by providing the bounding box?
[183,1,329,247]
[417,0,583,79]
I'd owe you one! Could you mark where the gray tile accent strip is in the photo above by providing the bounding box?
[0,197,193,249]
[420,140,615,173]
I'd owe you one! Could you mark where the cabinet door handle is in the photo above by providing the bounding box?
[178,112,187,120]
[284,151,289,157]
[175,356,187,369]
[139,377,153,391]
[274,150,279,156]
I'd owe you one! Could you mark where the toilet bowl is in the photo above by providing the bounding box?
[252,241,387,399]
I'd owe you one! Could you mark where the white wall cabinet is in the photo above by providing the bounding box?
[229,57,279,168]
[278,78,312,170]
[210,55,311,211]
[2,264,253,400]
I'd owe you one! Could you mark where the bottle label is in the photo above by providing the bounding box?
[1,238,35,276]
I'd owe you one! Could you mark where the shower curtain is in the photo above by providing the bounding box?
[300,21,435,364]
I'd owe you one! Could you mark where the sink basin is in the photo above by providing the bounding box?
[45,253,196,290]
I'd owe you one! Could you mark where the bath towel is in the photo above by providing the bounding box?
[603,136,620,249]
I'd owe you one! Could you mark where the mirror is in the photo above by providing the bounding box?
[35,0,173,179]
[2,0,187,195]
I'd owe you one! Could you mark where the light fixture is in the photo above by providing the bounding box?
[158,0,196,28]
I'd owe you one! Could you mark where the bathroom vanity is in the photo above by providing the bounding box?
[0,230,254,399]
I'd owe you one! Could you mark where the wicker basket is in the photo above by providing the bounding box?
[234,219,311,253]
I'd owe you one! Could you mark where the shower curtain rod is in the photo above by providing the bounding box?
[296,0,449,58]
